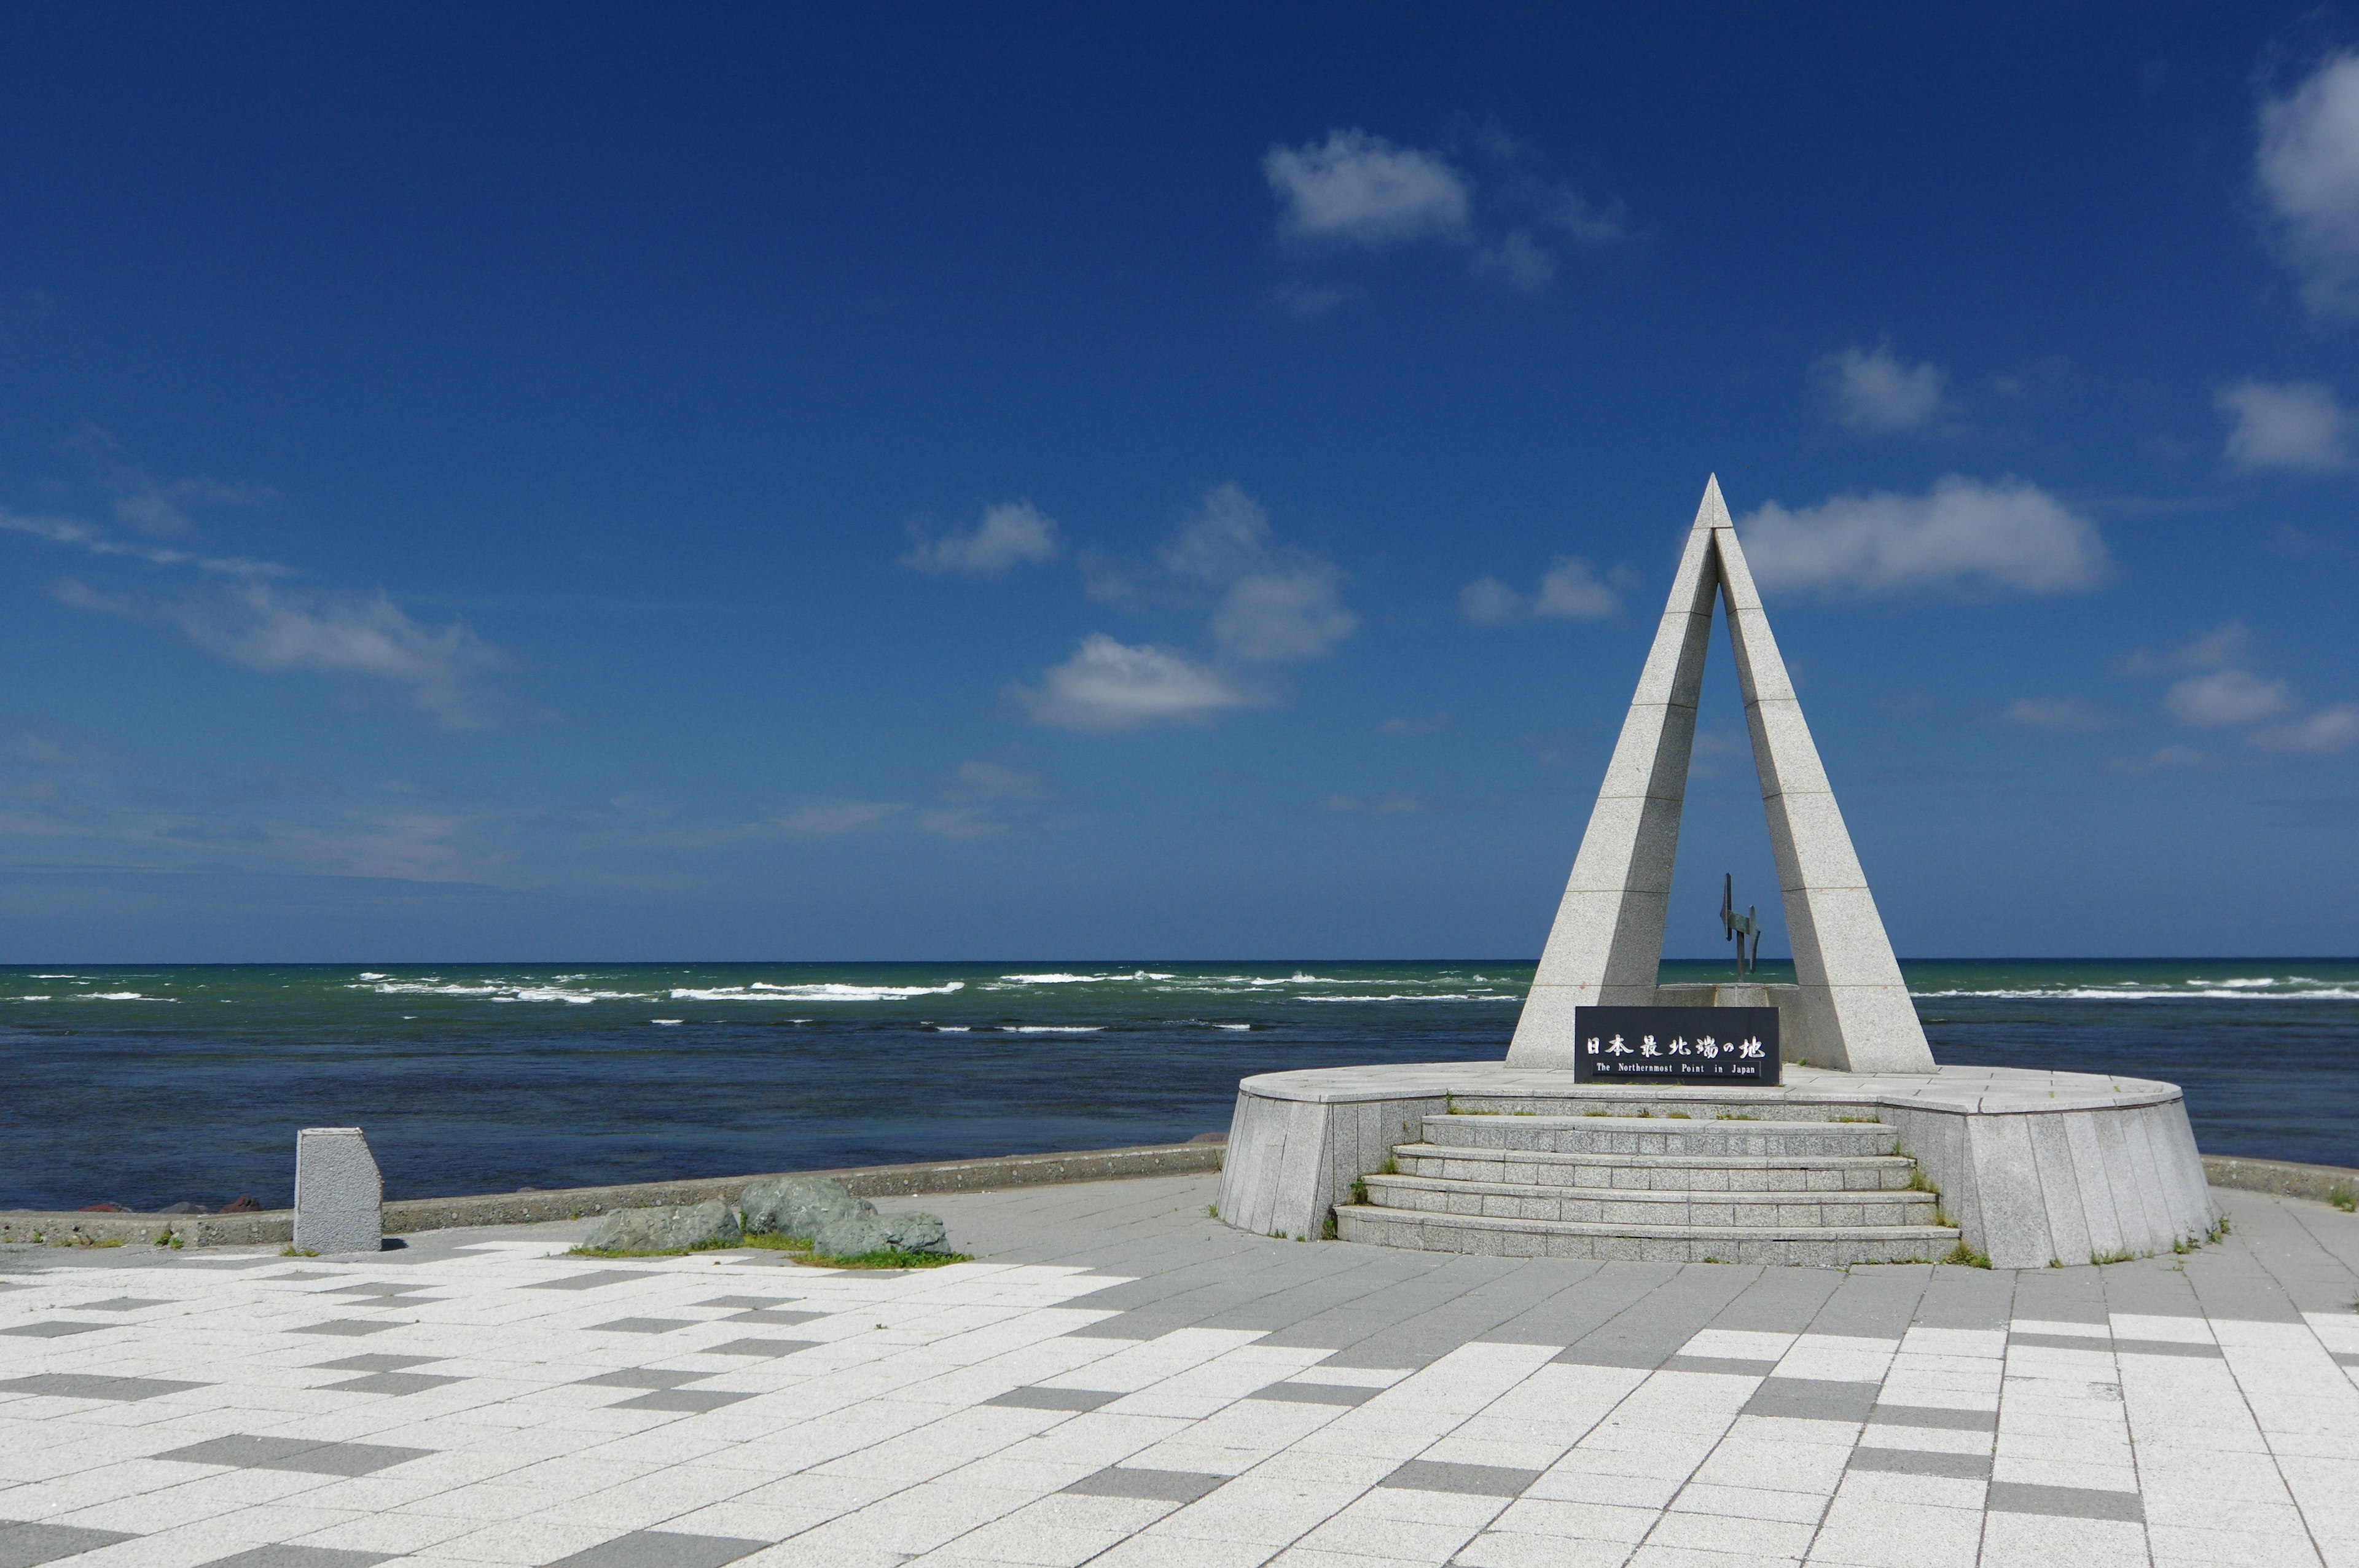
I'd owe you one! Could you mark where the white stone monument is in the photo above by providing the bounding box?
[294,1126,383,1255]
[1214,477,2217,1268]
[1507,475,1932,1074]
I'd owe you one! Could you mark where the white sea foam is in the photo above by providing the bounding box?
[492,988,655,1005]
[929,1025,971,1032]
[999,1025,1103,1033]
[667,981,966,1002]
[1293,993,1501,1002]
[31,974,76,978]
[1210,1023,1252,1030]
[66,993,171,1002]
[651,1018,684,1026]
[15,995,52,1002]
[1914,985,2359,1001]
[993,970,1176,986]
[356,971,389,980]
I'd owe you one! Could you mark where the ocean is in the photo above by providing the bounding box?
[2,959,2353,1212]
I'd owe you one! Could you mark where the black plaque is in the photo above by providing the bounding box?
[1571,1006,1780,1086]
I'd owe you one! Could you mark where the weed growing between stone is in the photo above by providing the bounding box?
[1942,1241,1992,1268]
[2332,1188,2357,1213]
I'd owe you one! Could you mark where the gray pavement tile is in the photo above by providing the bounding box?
[2110,1338,2223,1359]
[1661,1355,1779,1376]
[547,1531,770,1568]
[723,1309,824,1325]
[0,1373,206,1402]
[2008,1331,2117,1352]
[700,1338,815,1358]
[526,1270,653,1291]
[311,1355,441,1373]
[1064,1467,1226,1504]
[155,1435,431,1476]
[1064,1314,1195,1341]
[1868,1404,1997,1432]
[611,1389,756,1413]
[76,1297,171,1311]
[0,1322,109,1338]
[1985,1481,2144,1523]
[1741,1377,1879,1424]
[1246,1380,1375,1406]
[592,1319,698,1334]
[695,1297,794,1309]
[1804,1275,1927,1340]
[1847,1446,1992,1480]
[319,1282,430,1297]
[984,1386,1120,1411]
[263,1271,344,1282]
[321,1373,463,1395]
[287,1320,399,1338]
[194,1547,394,1568]
[0,1519,138,1566]
[577,1369,716,1389]
[1379,1459,1539,1498]
[2334,1351,2359,1369]
[1707,1268,1841,1334]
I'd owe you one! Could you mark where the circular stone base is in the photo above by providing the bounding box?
[1216,1062,2215,1270]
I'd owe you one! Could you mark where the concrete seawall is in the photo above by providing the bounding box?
[0,1137,1228,1250]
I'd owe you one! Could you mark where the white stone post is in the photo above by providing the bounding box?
[294,1127,384,1255]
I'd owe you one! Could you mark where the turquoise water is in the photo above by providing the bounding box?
[2,958,2353,1211]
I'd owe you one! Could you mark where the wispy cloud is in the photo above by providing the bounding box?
[777,801,906,838]
[902,500,1060,575]
[2215,378,2353,471]
[1264,130,1471,247]
[1262,123,1627,302]
[1997,696,2129,734]
[65,424,273,537]
[1738,477,2107,597]
[1014,634,1257,733]
[1810,340,1953,434]
[2164,669,2294,728]
[1,508,288,578]
[2119,621,2251,676]
[1461,556,1621,624]
[57,581,519,731]
[2256,52,2359,320]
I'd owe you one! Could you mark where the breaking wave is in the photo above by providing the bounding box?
[667,981,967,1002]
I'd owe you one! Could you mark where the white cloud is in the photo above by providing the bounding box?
[2120,621,2251,676]
[1461,556,1621,624]
[1811,341,1951,434]
[1264,130,1471,247]
[1379,711,1450,736]
[1533,558,1621,618]
[1213,569,1356,662]
[2252,704,2359,754]
[902,501,1059,574]
[2165,669,2296,728]
[777,801,905,838]
[1161,483,1355,663]
[1015,634,1257,733]
[2214,378,2353,471]
[1469,231,1555,293]
[2,507,288,578]
[1460,577,1523,625]
[1999,696,2129,734]
[936,759,1050,803]
[1267,281,1361,318]
[2256,53,2359,319]
[58,579,516,730]
[1738,476,2107,597]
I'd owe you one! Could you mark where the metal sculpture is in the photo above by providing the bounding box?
[1721,873,1761,982]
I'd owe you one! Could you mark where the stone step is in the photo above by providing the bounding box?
[1362,1174,1942,1229]
[1334,1203,1960,1266]
[1419,1114,1898,1159]
[1391,1144,1917,1193]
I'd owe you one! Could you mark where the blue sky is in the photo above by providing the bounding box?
[4,4,2358,961]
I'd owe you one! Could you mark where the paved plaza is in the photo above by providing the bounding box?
[4,1174,2358,1568]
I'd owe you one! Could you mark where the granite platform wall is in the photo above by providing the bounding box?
[1216,1064,2226,1269]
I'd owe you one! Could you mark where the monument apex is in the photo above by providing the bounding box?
[1506,476,1936,1075]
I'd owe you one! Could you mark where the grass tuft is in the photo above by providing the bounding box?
[1942,1241,1992,1269]
[2331,1188,2357,1213]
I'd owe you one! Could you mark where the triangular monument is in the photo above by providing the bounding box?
[1506,477,1936,1075]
